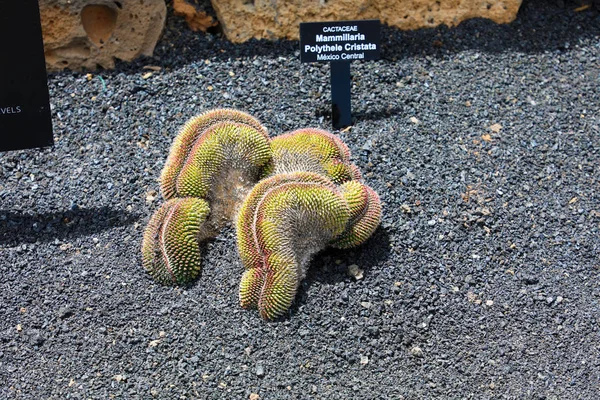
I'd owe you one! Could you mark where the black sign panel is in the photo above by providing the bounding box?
[0,0,53,152]
[300,20,380,63]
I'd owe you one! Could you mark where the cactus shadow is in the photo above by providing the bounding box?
[282,226,392,319]
[0,207,141,246]
[317,226,392,283]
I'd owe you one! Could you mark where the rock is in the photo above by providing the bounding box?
[341,291,349,302]
[173,0,218,32]
[29,331,46,346]
[58,306,73,319]
[40,0,167,71]
[522,274,539,285]
[210,0,523,43]
[410,346,423,357]
[347,264,364,280]
[255,363,265,377]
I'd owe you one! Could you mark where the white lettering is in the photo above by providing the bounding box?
[323,25,358,33]
[0,106,22,115]
[304,44,343,54]
[317,54,340,61]
[344,42,377,51]
[341,52,364,60]
[315,33,365,42]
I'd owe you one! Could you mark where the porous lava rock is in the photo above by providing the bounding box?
[210,0,523,43]
[40,0,166,71]
[173,0,218,32]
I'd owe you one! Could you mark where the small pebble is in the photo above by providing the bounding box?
[410,346,423,357]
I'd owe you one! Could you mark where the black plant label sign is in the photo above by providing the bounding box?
[299,20,380,129]
[300,20,381,63]
[0,0,53,152]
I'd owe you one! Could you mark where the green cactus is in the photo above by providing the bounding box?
[160,108,270,201]
[265,128,362,184]
[142,108,382,320]
[330,180,382,249]
[237,172,351,319]
[141,197,211,285]
[143,110,272,287]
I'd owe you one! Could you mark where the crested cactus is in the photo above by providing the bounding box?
[141,108,382,319]
[237,172,351,319]
[265,128,362,183]
[141,197,211,285]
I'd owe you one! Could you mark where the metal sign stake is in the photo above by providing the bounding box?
[330,61,352,129]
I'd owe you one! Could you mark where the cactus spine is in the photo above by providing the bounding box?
[160,109,270,201]
[330,180,382,249]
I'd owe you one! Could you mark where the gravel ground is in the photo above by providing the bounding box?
[1,1,599,398]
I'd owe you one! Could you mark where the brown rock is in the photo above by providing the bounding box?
[210,0,523,43]
[173,0,218,32]
[40,0,166,71]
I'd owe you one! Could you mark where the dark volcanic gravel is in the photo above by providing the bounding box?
[1,1,600,398]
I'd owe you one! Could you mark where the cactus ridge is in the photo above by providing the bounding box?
[236,172,335,313]
[266,128,359,184]
[141,197,211,286]
[160,109,269,200]
[237,172,351,319]
[235,171,335,272]
[174,121,272,226]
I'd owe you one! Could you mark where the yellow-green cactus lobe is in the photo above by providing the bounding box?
[141,198,210,285]
[331,181,382,249]
[174,121,271,199]
[267,128,358,184]
[237,172,351,319]
[349,163,363,181]
[236,172,334,273]
[160,109,268,200]
[236,172,336,310]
